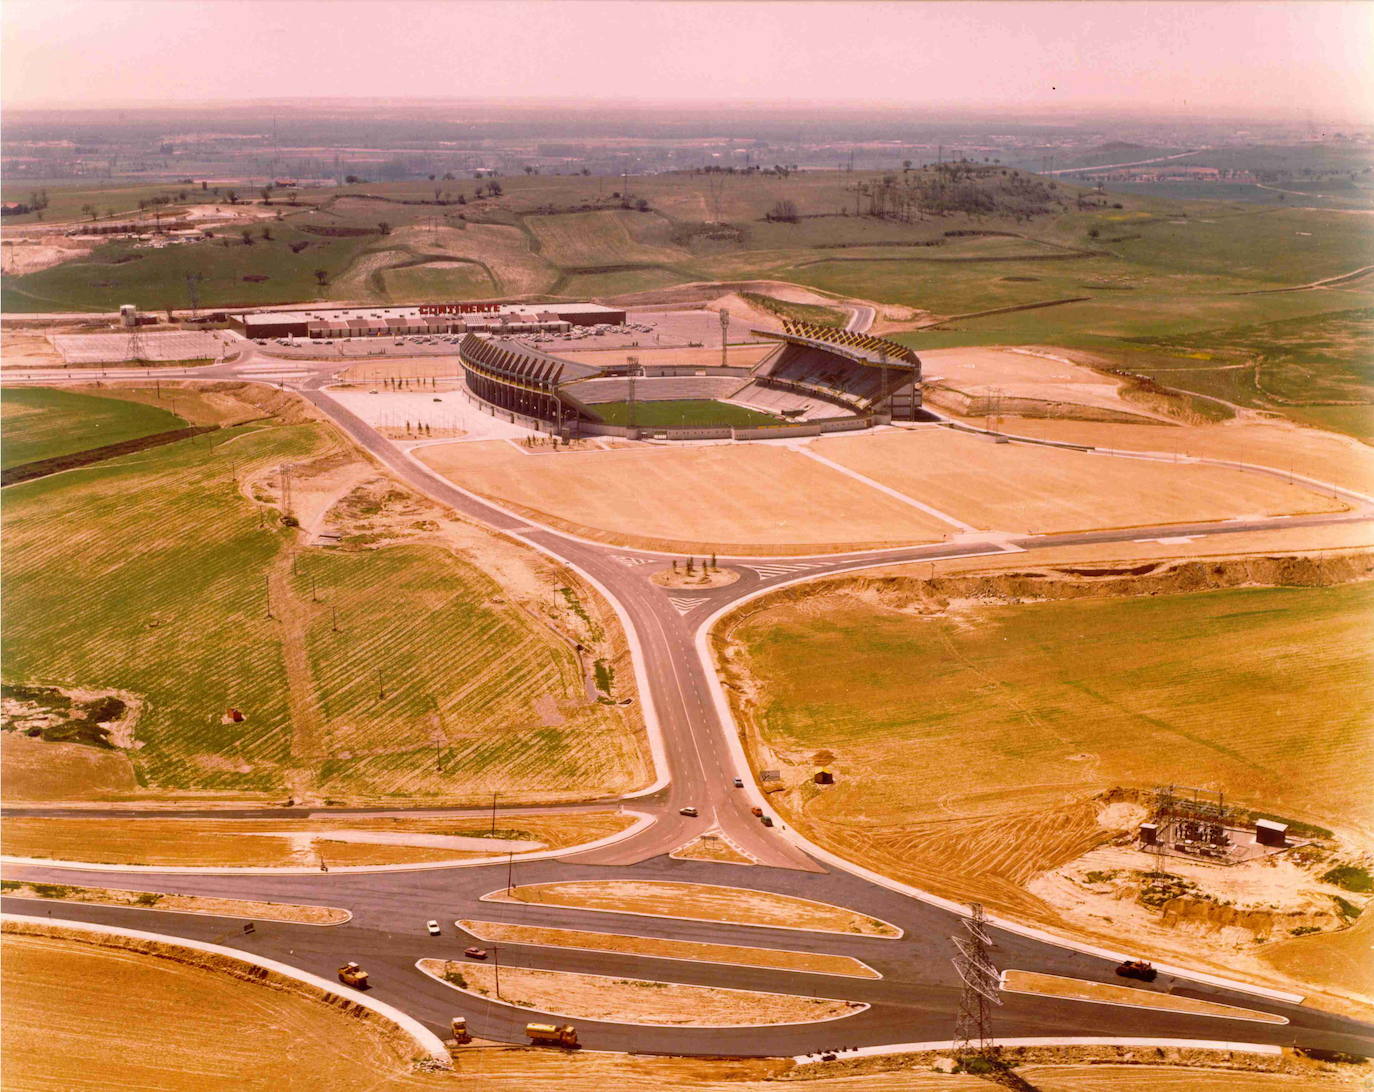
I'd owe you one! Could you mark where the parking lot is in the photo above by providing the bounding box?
[245,310,765,361]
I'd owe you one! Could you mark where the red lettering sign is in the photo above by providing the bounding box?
[417,303,501,316]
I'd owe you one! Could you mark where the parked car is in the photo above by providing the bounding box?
[679,806,698,817]
[733,778,744,788]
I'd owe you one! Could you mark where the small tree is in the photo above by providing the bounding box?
[313,268,329,286]
[240,228,254,245]
[378,221,391,235]
[261,226,273,241]
[82,204,97,220]
[767,199,799,222]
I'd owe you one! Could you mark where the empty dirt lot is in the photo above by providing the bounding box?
[812,427,1347,534]
[419,440,951,554]
[421,427,1347,553]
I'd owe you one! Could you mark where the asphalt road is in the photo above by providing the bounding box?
[5,337,1373,1057]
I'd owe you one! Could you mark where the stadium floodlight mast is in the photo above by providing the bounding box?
[719,308,730,370]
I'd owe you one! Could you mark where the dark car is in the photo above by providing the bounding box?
[1115,960,1157,982]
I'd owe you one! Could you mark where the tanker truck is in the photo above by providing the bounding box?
[525,1022,579,1047]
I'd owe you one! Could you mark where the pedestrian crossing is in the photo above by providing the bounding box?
[743,560,832,579]
[667,596,710,615]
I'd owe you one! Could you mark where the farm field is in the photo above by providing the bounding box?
[0,930,1352,1091]
[723,580,1374,918]
[0,410,648,802]
[426,961,862,1027]
[0,385,186,469]
[495,880,901,937]
[588,399,779,428]
[0,930,426,1091]
[811,428,1348,533]
[419,439,951,553]
[0,812,635,867]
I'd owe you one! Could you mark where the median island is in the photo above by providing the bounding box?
[0,880,349,925]
[459,919,879,978]
[420,960,865,1027]
[487,880,901,937]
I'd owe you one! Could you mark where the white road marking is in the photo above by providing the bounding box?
[613,555,657,566]
[668,596,709,615]
[744,560,832,578]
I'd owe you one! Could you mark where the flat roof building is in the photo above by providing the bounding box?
[230,303,625,340]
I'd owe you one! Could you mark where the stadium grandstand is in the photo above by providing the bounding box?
[456,321,921,439]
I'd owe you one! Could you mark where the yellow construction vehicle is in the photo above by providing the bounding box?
[525,1022,578,1047]
[337,962,369,988]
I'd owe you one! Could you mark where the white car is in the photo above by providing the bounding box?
[426,920,441,936]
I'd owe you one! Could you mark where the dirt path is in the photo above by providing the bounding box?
[266,547,327,779]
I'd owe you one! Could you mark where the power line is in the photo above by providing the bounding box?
[951,902,1001,1059]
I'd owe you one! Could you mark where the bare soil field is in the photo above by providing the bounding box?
[811,428,1348,534]
[418,440,950,554]
[0,731,138,799]
[719,558,1373,1011]
[0,880,349,924]
[1,812,634,868]
[996,414,1374,497]
[920,346,1169,422]
[1,931,423,1092]
[1001,970,1286,1023]
[493,880,900,937]
[458,919,878,978]
[424,961,863,1027]
[2,930,1361,1091]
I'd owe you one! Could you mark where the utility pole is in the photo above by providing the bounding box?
[719,309,730,370]
[331,605,340,632]
[507,850,515,895]
[490,790,499,834]
[377,669,386,700]
[951,903,1001,1062]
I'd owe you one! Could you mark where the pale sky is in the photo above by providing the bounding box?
[3,0,1371,121]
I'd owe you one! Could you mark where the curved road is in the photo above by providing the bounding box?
[5,338,1373,1058]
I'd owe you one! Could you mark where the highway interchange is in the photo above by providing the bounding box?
[4,322,1374,1060]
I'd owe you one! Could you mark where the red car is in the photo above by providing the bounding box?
[464,947,489,960]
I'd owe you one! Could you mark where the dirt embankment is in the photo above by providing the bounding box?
[722,552,1374,629]
[923,382,1165,426]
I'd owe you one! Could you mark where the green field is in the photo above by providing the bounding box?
[1,420,646,799]
[736,581,1374,840]
[589,399,779,428]
[1,386,187,470]
[7,171,1372,439]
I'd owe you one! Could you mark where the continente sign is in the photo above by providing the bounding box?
[417,303,502,315]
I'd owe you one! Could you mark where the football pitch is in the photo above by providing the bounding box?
[589,399,780,428]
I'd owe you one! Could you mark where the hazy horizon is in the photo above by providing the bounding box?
[3,1,1371,124]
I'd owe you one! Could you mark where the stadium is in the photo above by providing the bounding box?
[458,320,923,440]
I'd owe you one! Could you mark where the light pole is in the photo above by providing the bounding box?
[719,308,729,370]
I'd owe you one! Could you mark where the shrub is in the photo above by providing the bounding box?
[1322,865,1373,893]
